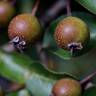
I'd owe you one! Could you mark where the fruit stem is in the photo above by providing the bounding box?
[66,0,72,16]
[80,71,96,89]
[31,0,40,16]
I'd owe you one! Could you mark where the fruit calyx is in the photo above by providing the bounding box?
[10,36,26,51]
[68,42,83,54]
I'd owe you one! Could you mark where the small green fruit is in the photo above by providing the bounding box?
[54,16,90,52]
[0,1,14,25]
[8,13,42,45]
[52,78,82,96]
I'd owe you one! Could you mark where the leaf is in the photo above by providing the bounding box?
[83,87,96,96]
[0,50,33,84]
[26,63,76,96]
[43,12,96,80]
[0,50,76,96]
[75,0,96,14]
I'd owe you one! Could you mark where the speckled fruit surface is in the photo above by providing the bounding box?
[54,16,90,50]
[52,78,82,96]
[8,13,42,44]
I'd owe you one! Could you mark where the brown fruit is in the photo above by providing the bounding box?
[54,16,90,51]
[8,13,42,44]
[52,78,82,96]
[0,1,14,25]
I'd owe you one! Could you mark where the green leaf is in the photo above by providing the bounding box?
[43,12,96,80]
[0,50,33,84]
[83,87,96,96]
[75,0,96,14]
[0,50,76,96]
[26,63,76,96]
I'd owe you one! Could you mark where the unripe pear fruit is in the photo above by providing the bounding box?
[8,13,42,45]
[52,78,82,96]
[54,16,90,52]
[0,1,14,25]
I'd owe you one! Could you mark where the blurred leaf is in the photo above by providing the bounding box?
[26,63,76,96]
[0,50,77,96]
[17,0,35,13]
[25,45,40,61]
[0,50,33,84]
[18,89,31,96]
[6,89,31,96]
[75,0,96,14]
[83,87,96,96]
[43,12,96,80]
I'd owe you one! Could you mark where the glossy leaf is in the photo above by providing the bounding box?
[0,50,76,96]
[75,0,96,14]
[0,50,33,84]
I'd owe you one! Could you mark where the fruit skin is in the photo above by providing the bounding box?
[8,13,42,44]
[0,1,14,25]
[54,16,90,50]
[52,78,82,96]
